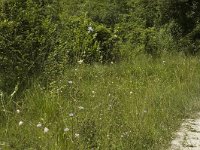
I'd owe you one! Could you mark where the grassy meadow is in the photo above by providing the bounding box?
[1,54,200,150]
[2,1,200,150]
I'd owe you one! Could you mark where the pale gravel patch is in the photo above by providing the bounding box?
[170,113,200,150]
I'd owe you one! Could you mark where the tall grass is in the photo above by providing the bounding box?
[1,54,200,150]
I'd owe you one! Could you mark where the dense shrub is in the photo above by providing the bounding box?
[94,25,120,62]
[49,16,120,64]
[83,0,130,27]
[178,25,200,55]
[2,0,200,95]
[42,16,120,83]
[142,28,159,56]
[0,0,60,94]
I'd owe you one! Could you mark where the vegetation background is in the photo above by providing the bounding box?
[1,0,200,149]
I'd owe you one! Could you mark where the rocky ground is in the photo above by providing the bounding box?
[170,113,200,150]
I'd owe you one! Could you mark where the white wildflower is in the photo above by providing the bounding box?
[19,121,23,126]
[75,133,80,138]
[78,106,84,110]
[130,91,133,94]
[69,113,74,117]
[78,59,84,64]
[88,26,94,33]
[64,127,69,132]
[92,91,95,94]
[44,127,49,133]
[16,109,20,114]
[68,81,73,84]
[37,123,42,128]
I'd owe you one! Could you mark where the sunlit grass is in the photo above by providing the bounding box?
[1,54,200,149]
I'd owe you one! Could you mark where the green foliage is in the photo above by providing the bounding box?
[143,28,159,56]
[178,25,200,55]
[94,25,120,62]
[2,54,200,149]
[3,0,200,94]
[60,16,120,64]
[156,0,200,54]
[0,0,60,94]
[42,16,100,82]
[2,1,200,149]
[42,16,120,83]
[157,0,200,35]
[83,0,130,27]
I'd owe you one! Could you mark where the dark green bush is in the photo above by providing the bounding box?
[114,23,161,57]
[143,28,159,56]
[94,25,120,62]
[42,16,120,83]
[65,17,100,64]
[47,16,119,64]
[83,0,130,27]
[178,25,200,55]
[0,0,60,94]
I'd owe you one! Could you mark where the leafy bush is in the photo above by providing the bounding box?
[42,16,120,83]
[83,0,130,27]
[177,25,200,55]
[143,28,159,56]
[64,17,100,64]
[46,16,120,65]
[94,25,120,62]
[114,24,161,57]
[0,0,60,94]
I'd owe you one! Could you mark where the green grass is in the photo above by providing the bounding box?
[1,54,200,150]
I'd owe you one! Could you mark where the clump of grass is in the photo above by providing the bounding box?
[1,54,200,149]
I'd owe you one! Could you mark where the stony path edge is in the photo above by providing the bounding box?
[170,113,200,150]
